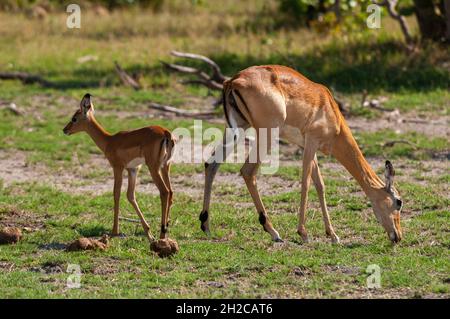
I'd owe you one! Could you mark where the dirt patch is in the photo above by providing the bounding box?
[347,114,449,138]
[0,147,447,202]
[323,265,361,275]
[291,266,312,277]
[197,280,226,288]
[0,209,45,232]
[30,261,64,274]
[91,257,122,275]
[0,261,15,272]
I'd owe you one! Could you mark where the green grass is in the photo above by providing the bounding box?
[0,178,448,298]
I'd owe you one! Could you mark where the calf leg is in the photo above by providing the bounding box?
[126,168,154,242]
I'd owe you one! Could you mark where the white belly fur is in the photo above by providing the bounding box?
[280,125,305,147]
[126,157,145,169]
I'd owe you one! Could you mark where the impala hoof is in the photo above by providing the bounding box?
[330,234,340,244]
[199,210,209,234]
[110,232,126,238]
[297,230,309,243]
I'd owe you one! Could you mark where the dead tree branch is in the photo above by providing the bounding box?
[375,0,414,47]
[170,50,228,83]
[0,102,24,116]
[161,50,229,92]
[114,61,142,90]
[0,71,53,87]
[149,102,217,118]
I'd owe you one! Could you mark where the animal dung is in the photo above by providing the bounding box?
[150,238,179,258]
[0,227,22,244]
[66,235,109,252]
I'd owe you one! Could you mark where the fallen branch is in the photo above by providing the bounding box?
[6,103,24,116]
[119,217,140,224]
[114,61,142,90]
[0,102,24,116]
[0,71,53,87]
[361,90,393,112]
[149,102,217,118]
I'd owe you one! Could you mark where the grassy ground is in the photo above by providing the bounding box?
[0,2,449,298]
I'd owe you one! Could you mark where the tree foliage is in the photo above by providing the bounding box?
[277,0,449,42]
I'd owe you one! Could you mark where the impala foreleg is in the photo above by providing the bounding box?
[311,155,340,243]
[297,138,319,242]
[200,132,237,235]
[127,168,154,242]
[112,167,124,236]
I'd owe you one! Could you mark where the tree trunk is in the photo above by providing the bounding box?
[444,0,450,41]
[413,0,446,41]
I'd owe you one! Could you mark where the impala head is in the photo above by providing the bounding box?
[63,93,94,135]
[372,160,403,244]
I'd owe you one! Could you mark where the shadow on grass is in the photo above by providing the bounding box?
[42,64,162,90]
[25,38,449,94]
[38,242,67,251]
[208,39,449,93]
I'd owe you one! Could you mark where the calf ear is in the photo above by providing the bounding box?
[80,93,93,115]
[384,160,395,192]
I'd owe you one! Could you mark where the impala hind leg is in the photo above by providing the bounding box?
[160,163,173,236]
[297,137,319,242]
[148,165,170,239]
[241,135,282,242]
[311,155,340,243]
[241,161,282,242]
[126,168,154,242]
[112,167,124,236]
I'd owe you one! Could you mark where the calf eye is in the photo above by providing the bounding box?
[396,199,403,209]
[72,117,77,123]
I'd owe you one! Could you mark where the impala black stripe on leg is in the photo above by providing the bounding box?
[199,210,208,232]
[259,211,268,232]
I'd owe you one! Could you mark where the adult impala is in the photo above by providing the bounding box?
[200,65,403,244]
[63,94,175,242]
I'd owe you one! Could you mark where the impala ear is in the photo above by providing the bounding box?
[384,160,395,192]
[80,93,93,115]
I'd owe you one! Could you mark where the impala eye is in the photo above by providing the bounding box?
[396,199,403,209]
[72,117,77,123]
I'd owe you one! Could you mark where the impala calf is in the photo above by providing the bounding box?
[200,65,403,244]
[63,94,175,242]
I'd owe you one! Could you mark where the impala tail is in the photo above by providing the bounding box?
[222,79,250,132]
[160,130,176,166]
